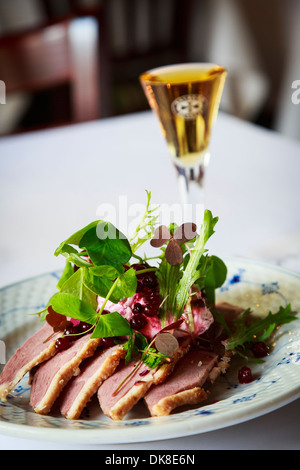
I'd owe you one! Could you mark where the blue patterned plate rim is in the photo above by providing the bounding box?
[0,257,299,444]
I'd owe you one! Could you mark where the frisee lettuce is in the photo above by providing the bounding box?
[226,304,296,352]
[129,190,159,255]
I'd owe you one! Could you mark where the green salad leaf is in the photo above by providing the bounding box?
[84,266,137,304]
[91,311,132,339]
[79,221,132,268]
[173,209,219,319]
[54,221,100,257]
[40,190,296,375]
[226,304,296,351]
[196,255,228,305]
[56,261,74,289]
[59,267,98,310]
[129,190,159,255]
[51,292,98,325]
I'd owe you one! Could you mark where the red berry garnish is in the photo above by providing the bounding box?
[142,273,158,288]
[64,325,79,337]
[130,314,147,330]
[55,337,71,352]
[101,337,115,348]
[143,305,158,317]
[79,322,92,333]
[251,341,268,358]
[132,302,144,314]
[238,366,253,384]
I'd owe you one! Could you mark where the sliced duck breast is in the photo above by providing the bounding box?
[98,340,190,420]
[30,333,101,415]
[144,349,219,417]
[60,344,126,420]
[0,323,62,401]
[215,302,244,325]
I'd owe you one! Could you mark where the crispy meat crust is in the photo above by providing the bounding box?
[151,387,208,417]
[208,350,233,383]
[108,375,154,421]
[30,337,101,415]
[0,325,62,401]
[63,346,126,420]
[101,342,191,421]
[152,342,190,385]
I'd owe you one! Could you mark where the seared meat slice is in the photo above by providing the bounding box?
[60,344,126,419]
[98,359,156,421]
[30,333,101,415]
[0,323,62,401]
[144,349,218,417]
[215,302,244,324]
[98,341,190,421]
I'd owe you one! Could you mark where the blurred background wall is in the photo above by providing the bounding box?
[0,0,299,140]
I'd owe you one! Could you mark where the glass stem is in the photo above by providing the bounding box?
[175,162,206,206]
[175,148,210,206]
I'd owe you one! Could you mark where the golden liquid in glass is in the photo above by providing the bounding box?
[140,64,226,167]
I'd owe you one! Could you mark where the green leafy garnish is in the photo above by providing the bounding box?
[84,266,137,304]
[155,210,219,325]
[122,331,167,369]
[79,221,132,268]
[129,190,159,255]
[173,209,218,319]
[56,261,74,289]
[91,312,132,339]
[51,292,98,325]
[198,255,228,305]
[142,348,168,369]
[59,267,98,310]
[54,221,100,257]
[35,190,296,378]
[226,304,296,352]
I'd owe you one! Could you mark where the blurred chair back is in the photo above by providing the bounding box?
[0,18,100,132]
[102,0,196,115]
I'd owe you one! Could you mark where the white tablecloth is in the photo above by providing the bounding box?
[0,111,299,450]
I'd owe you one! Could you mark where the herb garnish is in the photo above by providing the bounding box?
[37,190,297,375]
[150,223,197,265]
[225,304,296,360]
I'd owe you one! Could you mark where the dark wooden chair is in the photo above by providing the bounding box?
[100,0,196,116]
[0,17,101,133]
[0,0,196,133]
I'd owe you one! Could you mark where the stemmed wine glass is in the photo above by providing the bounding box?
[140,63,226,205]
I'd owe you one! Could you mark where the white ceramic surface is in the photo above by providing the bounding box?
[0,258,299,444]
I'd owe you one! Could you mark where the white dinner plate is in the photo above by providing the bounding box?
[0,258,299,444]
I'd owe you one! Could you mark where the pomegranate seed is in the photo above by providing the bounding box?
[64,325,79,337]
[130,313,147,330]
[55,337,71,352]
[136,282,144,293]
[142,274,158,288]
[101,337,115,348]
[251,341,268,358]
[238,366,253,384]
[132,302,144,314]
[79,322,92,333]
[143,305,157,317]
